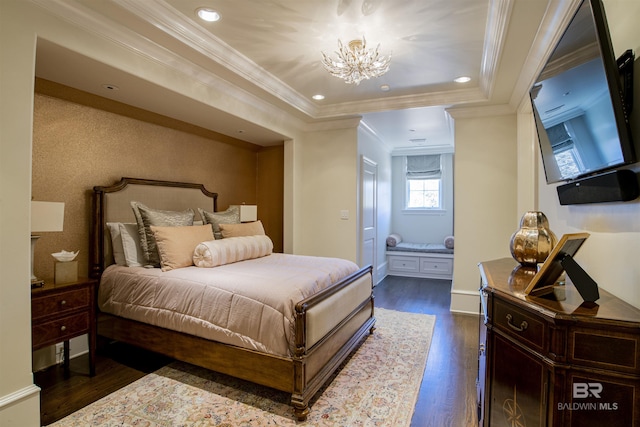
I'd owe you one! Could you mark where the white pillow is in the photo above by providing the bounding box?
[107,222,127,266]
[193,235,273,268]
[106,222,144,267]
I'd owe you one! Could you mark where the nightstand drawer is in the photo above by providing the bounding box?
[32,287,90,321]
[493,298,546,353]
[32,312,89,349]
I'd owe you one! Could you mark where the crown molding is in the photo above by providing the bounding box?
[358,120,394,153]
[509,0,582,110]
[480,0,515,99]
[446,103,515,120]
[316,86,488,118]
[30,0,311,132]
[113,0,319,118]
[29,0,527,131]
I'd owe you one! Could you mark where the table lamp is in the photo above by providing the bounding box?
[31,201,65,287]
[231,204,257,222]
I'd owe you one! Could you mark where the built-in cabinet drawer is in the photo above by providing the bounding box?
[389,256,420,273]
[420,258,453,276]
[387,252,453,279]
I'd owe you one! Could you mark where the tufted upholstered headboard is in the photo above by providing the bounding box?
[90,177,217,278]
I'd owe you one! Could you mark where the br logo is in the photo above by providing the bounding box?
[573,382,602,398]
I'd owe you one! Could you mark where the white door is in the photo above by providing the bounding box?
[361,157,377,283]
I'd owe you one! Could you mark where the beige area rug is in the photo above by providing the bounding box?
[50,308,435,426]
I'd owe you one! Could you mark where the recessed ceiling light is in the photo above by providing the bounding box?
[454,76,471,83]
[196,8,220,22]
[380,84,390,92]
[101,84,119,91]
[312,94,325,100]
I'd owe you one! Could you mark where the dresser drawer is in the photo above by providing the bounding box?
[420,257,453,275]
[569,328,640,374]
[32,287,90,321]
[388,256,420,273]
[32,312,90,349]
[493,298,546,353]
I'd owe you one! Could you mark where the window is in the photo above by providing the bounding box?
[405,154,442,209]
[553,141,584,179]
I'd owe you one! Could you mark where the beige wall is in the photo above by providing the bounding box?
[1,1,43,424]
[32,82,284,283]
[451,112,518,313]
[257,146,285,253]
[293,127,359,261]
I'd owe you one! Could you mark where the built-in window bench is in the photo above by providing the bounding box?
[386,243,453,280]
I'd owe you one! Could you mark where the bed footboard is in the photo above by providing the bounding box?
[291,265,375,420]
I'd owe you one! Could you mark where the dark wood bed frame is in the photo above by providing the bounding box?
[89,177,375,421]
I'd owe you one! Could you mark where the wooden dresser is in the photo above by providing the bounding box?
[477,258,640,427]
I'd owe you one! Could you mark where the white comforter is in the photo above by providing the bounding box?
[98,253,359,357]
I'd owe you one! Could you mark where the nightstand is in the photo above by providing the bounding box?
[31,278,97,376]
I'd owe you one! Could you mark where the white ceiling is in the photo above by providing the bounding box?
[33,0,562,151]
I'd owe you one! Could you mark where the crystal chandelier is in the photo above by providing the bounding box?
[321,37,391,85]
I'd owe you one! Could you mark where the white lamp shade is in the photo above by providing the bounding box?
[231,204,257,222]
[31,201,65,233]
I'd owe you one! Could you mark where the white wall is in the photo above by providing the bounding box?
[534,0,640,310]
[358,125,393,282]
[390,154,454,244]
[450,112,518,313]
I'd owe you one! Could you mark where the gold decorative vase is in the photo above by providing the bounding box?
[509,211,557,266]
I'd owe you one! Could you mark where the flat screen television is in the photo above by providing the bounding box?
[530,0,635,186]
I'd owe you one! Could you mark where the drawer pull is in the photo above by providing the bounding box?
[506,313,528,332]
[60,300,66,305]
[60,325,67,332]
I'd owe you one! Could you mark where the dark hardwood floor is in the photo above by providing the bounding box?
[35,275,479,426]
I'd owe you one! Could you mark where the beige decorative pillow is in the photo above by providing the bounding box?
[193,235,273,268]
[198,206,240,239]
[150,225,214,271]
[131,201,195,267]
[219,220,265,238]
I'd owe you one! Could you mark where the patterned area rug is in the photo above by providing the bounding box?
[50,308,435,426]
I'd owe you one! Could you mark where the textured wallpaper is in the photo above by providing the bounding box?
[32,81,283,282]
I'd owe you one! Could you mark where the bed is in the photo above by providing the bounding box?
[89,177,375,421]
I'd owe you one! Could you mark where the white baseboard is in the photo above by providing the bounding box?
[450,288,480,314]
[0,384,41,426]
[375,260,388,286]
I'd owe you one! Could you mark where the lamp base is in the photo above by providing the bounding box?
[31,279,45,288]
